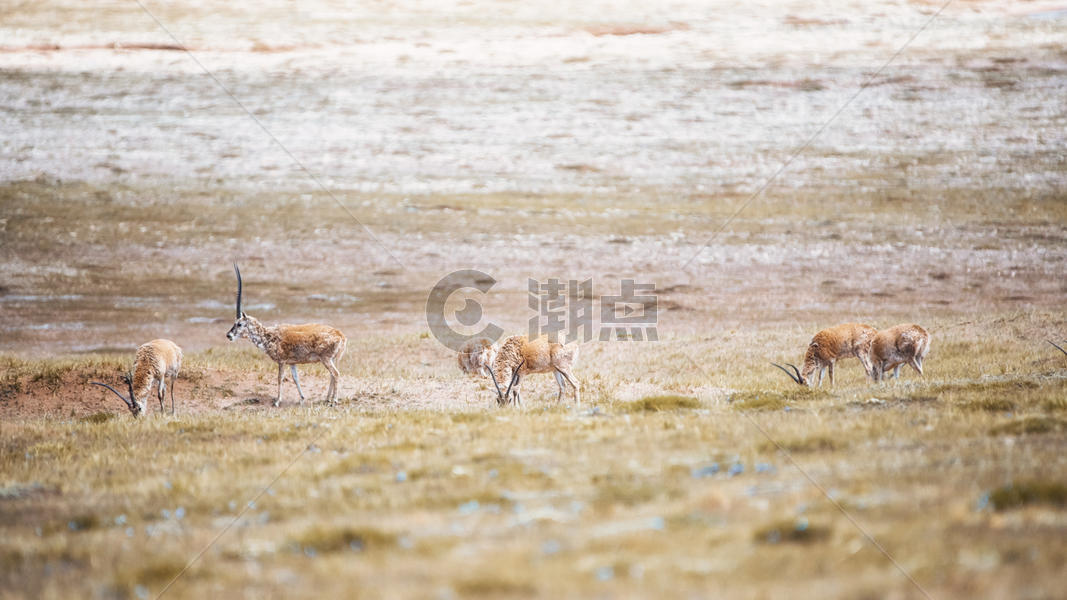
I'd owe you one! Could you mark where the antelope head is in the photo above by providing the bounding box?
[90,373,142,416]
[226,262,251,341]
[771,362,807,386]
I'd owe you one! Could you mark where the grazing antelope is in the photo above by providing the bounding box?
[457,337,497,377]
[488,335,580,406]
[226,263,347,406]
[869,323,930,382]
[772,323,877,387]
[90,339,183,416]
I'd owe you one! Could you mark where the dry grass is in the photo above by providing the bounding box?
[291,525,396,554]
[619,394,702,412]
[753,518,832,545]
[989,415,1067,436]
[761,434,841,454]
[989,481,1067,511]
[2,327,1066,598]
[0,354,127,385]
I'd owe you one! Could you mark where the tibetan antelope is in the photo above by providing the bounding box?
[772,323,877,387]
[225,263,347,406]
[457,338,497,377]
[488,335,580,406]
[90,339,183,416]
[869,324,930,382]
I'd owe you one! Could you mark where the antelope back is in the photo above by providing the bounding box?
[516,336,564,373]
[873,324,929,362]
[149,339,183,372]
[276,323,347,362]
[810,323,877,360]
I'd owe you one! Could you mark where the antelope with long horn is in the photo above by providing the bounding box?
[90,339,183,416]
[91,375,140,416]
[487,358,523,405]
[869,323,930,382]
[225,263,347,406]
[488,335,580,406]
[772,323,877,387]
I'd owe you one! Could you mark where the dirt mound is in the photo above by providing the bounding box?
[0,367,288,420]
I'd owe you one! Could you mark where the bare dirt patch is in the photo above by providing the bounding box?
[0,366,269,420]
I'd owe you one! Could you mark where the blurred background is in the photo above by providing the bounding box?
[1,0,1065,353]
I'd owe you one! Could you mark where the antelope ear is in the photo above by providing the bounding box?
[240,311,247,318]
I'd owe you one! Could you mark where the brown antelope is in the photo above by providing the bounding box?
[772,323,877,387]
[225,263,347,406]
[488,335,580,406]
[869,324,930,382]
[91,339,183,416]
[457,338,497,377]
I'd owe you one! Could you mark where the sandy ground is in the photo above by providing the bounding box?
[2,1,1067,195]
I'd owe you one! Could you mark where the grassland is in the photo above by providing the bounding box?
[3,0,1067,598]
[3,191,1065,599]
[2,320,1066,598]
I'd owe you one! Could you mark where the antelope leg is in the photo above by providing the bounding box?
[275,363,284,407]
[291,365,306,403]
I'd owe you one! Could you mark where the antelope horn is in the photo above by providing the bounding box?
[487,365,505,404]
[1049,340,1067,356]
[233,262,243,318]
[771,362,802,385]
[503,359,524,405]
[91,381,136,412]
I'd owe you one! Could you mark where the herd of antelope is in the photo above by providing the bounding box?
[87,263,1064,417]
[458,334,581,407]
[91,261,587,415]
[465,321,932,406]
[770,322,930,387]
[92,264,347,416]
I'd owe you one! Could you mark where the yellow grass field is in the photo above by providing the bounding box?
[2,1,1066,598]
